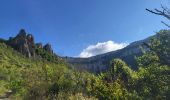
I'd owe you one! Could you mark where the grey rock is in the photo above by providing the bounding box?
[43,43,53,54]
[8,29,35,58]
[64,37,152,73]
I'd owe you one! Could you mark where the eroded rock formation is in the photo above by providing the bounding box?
[43,43,53,54]
[7,29,53,58]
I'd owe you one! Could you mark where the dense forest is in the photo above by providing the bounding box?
[0,29,170,100]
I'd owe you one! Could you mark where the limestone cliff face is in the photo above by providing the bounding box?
[8,29,34,57]
[65,37,151,73]
[7,29,53,58]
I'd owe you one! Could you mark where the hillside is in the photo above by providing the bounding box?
[65,36,151,73]
[0,41,67,99]
[0,29,153,73]
[0,29,170,99]
[0,38,98,99]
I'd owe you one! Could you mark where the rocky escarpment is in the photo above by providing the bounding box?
[65,37,151,73]
[7,29,54,58]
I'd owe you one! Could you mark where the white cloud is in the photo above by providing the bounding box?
[79,40,128,58]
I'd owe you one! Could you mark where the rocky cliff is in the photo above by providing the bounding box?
[7,29,54,58]
[65,37,151,73]
[1,29,153,73]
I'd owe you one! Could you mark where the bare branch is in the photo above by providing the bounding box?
[161,5,170,14]
[146,5,170,28]
[146,8,163,15]
[146,7,170,20]
[161,21,170,28]
[155,9,164,14]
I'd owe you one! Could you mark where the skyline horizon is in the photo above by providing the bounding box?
[0,0,169,57]
[0,28,165,58]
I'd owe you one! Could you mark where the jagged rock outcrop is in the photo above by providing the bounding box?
[7,29,54,58]
[43,43,53,54]
[8,29,34,57]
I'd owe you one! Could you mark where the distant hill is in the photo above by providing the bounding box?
[64,36,152,73]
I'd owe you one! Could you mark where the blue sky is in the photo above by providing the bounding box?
[0,0,169,57]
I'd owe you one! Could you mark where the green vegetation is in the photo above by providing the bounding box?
[0,30,170,100]
[86,30,170,99]
[35,46,59,62]
[0,42,95,99]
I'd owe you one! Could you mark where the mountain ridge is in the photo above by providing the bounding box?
[0,29,156,73]
[64,36,152,73]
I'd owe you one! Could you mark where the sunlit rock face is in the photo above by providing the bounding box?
[65,37,151,73]
[7,29,53,58]
[8,29,33,57]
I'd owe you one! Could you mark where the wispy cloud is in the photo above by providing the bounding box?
[79,40,128,58]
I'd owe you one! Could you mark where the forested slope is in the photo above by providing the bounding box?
[0,30,169,100]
